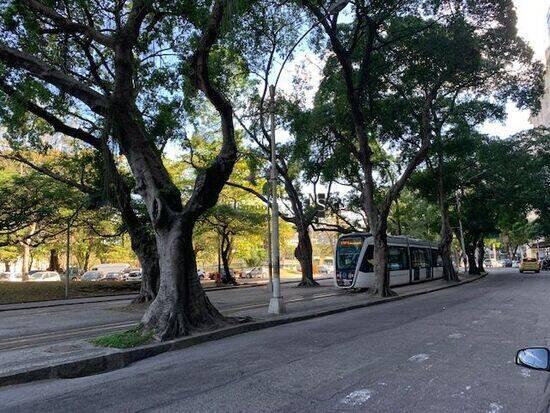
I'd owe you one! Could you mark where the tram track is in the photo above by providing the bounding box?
[0,290,343,351]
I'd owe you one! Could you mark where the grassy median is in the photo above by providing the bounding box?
[91,328,154,349]
[0,281,141,304]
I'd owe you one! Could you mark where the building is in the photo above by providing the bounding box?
[530,9,550,127]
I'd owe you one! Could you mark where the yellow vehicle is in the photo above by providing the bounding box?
[519,258,540,273]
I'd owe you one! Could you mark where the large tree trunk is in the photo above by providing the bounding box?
[83,249,91,271]
[295,226,318,287]
[436,149,459,282]
[140,220,227,340]
[101,139,160,303]
[370,217,396,297]
[20,241,30,281]
[47,249,63,273]
[466,240,480,275]
[4,261,10,272]
[439,210,458,281]
[477,238,485,273]
[220,232,236,285]
[131,231,160,303]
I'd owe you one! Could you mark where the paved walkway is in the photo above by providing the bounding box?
[0,272,483,382]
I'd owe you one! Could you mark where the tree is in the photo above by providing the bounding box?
[203,203,265,283]
[228,1,360,287]
[0,245,18,271]
[0,0,248,340]
[299,0,543,295]
[0,146,159,298]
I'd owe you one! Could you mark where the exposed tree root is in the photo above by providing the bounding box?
[296,278,320,288]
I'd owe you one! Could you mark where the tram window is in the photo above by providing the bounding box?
[411,248,430,268]
[360,245,374,272]
[431,249,443,267]
[336,237,364,271]
[388,246,409,271]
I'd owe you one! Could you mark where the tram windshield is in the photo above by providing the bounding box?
[336,237,364,271]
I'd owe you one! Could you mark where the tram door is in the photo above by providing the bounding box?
[410,247,431,281]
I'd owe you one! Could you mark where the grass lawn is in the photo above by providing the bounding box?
[0,281,141,304]
[91,328,154,349]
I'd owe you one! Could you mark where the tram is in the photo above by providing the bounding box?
[334,233,443,289]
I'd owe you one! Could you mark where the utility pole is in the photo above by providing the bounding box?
[267,203,273,290]
[65,219,71,300]
[268,85,284,314]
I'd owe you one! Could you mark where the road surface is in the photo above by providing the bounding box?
[1,269,549,412]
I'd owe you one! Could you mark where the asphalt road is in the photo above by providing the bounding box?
[1,268,550,412]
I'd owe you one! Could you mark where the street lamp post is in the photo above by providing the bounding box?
[65,220,71,300]
[266,0,349,314]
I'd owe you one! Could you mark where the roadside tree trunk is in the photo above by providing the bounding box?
[131,230,160,303]
[20,242,30,281]
[83,249,91,272]
[295,225,318,287]
[466,240,480,275]
[220,232,236,285]
[436,148,459,282]
[47,249,63,273]
[140,219,227,340]
[370,216,396,297]
[4,261,10,272]
[477,239,485,273]
[102,140,160,303]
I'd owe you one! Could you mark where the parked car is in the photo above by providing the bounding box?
[243,267,265,278]
[483,258,492,268]
[28,271,60,282]
[519,258,540,273]
[499,259,512,267]
[90,263,131,275]
[81,270,104,282]
[512,260,520,268]
[103,272,122,281]
[126,270,142,282]
[541,258,550,271]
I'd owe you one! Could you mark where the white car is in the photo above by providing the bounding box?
[29,271,61,282]
[243,267,265,278]
[126,270,142,282]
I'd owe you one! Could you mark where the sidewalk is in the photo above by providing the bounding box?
[0,273,485,387]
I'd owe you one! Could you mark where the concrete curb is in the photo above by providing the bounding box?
[0,273,486,387]
[0,277,332,313]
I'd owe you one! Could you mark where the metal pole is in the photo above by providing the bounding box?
[268,85,284,314]
[267,203,273,290]
[65,220,70,300]
[217,232,221,275]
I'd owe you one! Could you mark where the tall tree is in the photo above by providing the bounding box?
[0,0,246,340]
[299,0,543,295]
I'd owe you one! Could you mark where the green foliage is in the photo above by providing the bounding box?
[91,328,153,349]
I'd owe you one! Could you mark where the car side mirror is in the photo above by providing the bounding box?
[516,347,550,371]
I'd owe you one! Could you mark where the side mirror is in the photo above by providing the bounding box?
[516,347,550,371]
